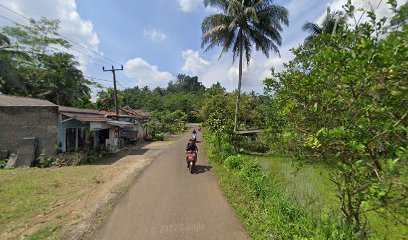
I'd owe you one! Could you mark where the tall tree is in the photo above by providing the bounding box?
[201,0,288,131]
[1,17,93,107]
[96,88,123,110]
[302,7,348,43]
[167,74,206,93]
[0,33,25,94]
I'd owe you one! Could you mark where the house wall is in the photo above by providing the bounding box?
[0,106,58,157]
[58,115,88,152]
[139,125,147,140]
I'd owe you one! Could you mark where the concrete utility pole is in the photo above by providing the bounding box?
[102,65,123,117]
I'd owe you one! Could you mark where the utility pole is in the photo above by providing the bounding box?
[103,65,123,117]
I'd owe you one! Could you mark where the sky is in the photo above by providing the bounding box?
[0,0,404,93]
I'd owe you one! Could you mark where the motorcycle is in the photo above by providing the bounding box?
[186,150,197,174]
[192,133,197,143]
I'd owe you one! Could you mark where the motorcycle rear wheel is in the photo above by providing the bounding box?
[189,162,195,174]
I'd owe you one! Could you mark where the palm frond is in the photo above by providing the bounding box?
[302,22,322,35]
[204,0,229,12]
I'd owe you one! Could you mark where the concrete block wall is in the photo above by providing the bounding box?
[0,106,58,158]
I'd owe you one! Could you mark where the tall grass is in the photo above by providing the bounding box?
[254,155,408,239]
[204,135,352,239]
[256,155,337,215]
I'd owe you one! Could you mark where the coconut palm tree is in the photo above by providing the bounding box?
[201,0,289,131]
[302,7,348,43]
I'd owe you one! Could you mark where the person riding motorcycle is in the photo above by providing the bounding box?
[192,129,197,142]
[185,139,198,166]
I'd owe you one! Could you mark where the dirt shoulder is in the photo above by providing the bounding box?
[0,140,174,240]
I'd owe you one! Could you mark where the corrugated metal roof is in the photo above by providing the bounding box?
[121,106,153,118]
[0,94,56,107]
[61,112,109,122]
[59,106,109,122]
[107,120,135,128]
[59,106,99,114]
[99,110,130,118]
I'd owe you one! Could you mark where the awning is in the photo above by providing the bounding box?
[107,121,136,129]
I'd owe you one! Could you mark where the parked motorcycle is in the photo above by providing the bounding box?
[186,151,197,174]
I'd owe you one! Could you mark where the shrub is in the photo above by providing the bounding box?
[224,155,245,170]
[154,133,165,141]
[54,152,87,166]
[0,159,7,169]
[238,137,270,153]
[35,153,55,168]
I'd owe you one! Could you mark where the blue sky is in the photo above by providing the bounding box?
[0,0,401,92]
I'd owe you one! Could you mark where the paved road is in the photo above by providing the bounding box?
[92,131,249,240]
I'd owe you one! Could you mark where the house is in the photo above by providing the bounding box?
[100,106,153,141]
[58,106,109,152]
[119,106,153,140]
[0,95,58,165]
[59,106,136,152]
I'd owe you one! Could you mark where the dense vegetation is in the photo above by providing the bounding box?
[0,18,93,107]
[202,1,407,239]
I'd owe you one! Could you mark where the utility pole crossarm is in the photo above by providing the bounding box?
[102,65,124,117]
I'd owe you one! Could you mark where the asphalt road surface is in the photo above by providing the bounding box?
[92,131,249,240]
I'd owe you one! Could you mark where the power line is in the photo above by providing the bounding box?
[0,14,116,68]
[7,59,117,89]
[0,3,122,65]
[86,76,127,88]
[0,12,134,86]
[46,45,108,67]
[0,12,129,91]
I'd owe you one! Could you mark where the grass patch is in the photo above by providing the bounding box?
[26,225,62,240]
[255,155,337,213]
[0,165,107,239]
[207,154,350,239]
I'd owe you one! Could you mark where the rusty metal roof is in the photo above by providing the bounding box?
[59,106,109,122]
[107,120,135,128]
[59,106,100,114]
[121,106,153,118]
[99,110,130,118]
[0,94,56,107]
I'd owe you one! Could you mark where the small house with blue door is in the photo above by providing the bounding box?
[58,106,110,152]
[58,106,136,152]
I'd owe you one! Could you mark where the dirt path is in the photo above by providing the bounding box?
[92,131,249,240]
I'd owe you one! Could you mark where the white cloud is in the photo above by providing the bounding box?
[177,0,220,13]
[182,49,210,75]
[124,58,176,88]
[180,49,289,93]
[0,0,101,71]
[143,28,167,41]
[318,0,406,24]
[177,0,203,12]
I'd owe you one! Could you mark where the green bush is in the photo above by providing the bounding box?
[0,159,7,169]
[244,140,269,153]
[54,152,87,166]
[35,153,55,168]
[261,3,408,235]
[154,133,165,141]
[224,155,245,170]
